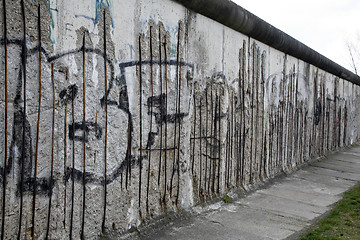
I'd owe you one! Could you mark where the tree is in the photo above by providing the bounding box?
[346,33,360,75]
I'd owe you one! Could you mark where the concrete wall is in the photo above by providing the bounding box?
[0,0,359,239]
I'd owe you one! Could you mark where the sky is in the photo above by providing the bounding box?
[232,0,360,73]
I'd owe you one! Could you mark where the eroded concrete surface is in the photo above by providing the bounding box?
[127,145,360,240]
[1,0,360,238]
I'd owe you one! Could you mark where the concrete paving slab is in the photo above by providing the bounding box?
[257,185,341,207]
[124,147,360,240]
[142,213,276,240]
[343,146,360,153]
[317,158,360,169]
[336,150,360,158]
[237,192,329,221]
[305,165,360,181]
[311,161,360,174]
[278,175,352,195]
[330,153,360,163]
[204,204,308,239]
[142,203,309,240]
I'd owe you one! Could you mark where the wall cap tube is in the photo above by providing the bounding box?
[174,0,360,85]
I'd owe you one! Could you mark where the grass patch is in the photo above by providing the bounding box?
[222,194,232,203]
[300,182,360,240]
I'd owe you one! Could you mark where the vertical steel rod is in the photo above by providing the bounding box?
[261,54,266,177]
[217,95,221,193]
[205,88,208,194]
[163,38,168,204]
[191,95,196,175]
[230,93,234,186]
[69,71,76,240]
[170,25,180,198]
[157,27,163,186]
[31,5,42,238]
[146,26,154,213]
[138,35,143,212]
[249,45,255,183]
[199,99,202,196]
[18,0,27,238]
[241,43,246,185]
[254,50,259,180]
[210,88,215,193]
[102,10,108,234]
[46,63,56,239]
[176,24,182,205]
[80,34,86,240]
[63,71,68,228]
[1,0,8,237]
[226,119,230,188]
[209,85,213,194]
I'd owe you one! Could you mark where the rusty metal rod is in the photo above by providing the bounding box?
[158,27,163,186]
[333,79,337,149]
[80,33,86,240]
[63,70,68,228]
[294,67,299,163]
[176,25,182,205]
[199,98,202,196]
[249,44,255,184]
[94,113,98,165]
[269,110,273,173]
[217,94,220,193]
[229,97,233,188]
[45,63,56,239]
[102,10,108,234]
[234,112,239,187]
[146,26,154,213]
[327,101,330,150]
[191,136,215,140]
[170,53,178,197]
[31,5,42,238]
[225,119,229,188]
[69,69,76,240]
[163,38,168,204]
[205,88,208,194]
[321,81,325,153]
[170,25,181,200]
[18,0,27,238]
[209,85,213,194]
[302,109,306,161]
[229,117,232,188]
[240,43,246,186]
[210,89,215,194]
[1,0,8,237]
[254,50,259,180]
[191,95,196,175]
[138,35,143,211]
[261,54,266,177]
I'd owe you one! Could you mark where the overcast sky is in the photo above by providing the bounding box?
[232,0,360,73]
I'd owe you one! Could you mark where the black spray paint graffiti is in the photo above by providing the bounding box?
[68,121,102,143]
[59,84,78,105]
[0,42,118,195]
[314,97,322,125]
[0,37,194,193]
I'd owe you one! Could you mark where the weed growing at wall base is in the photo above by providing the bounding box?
[300,182,360,240]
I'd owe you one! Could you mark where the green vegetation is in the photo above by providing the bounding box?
[300,182,360,240]
[222,194,232,203]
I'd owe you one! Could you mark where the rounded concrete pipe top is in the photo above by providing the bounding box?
[174,0,360,85]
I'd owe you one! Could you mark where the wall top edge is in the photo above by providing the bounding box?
[174,0,360,85]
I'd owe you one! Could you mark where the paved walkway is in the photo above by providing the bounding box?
[125,145,360,240]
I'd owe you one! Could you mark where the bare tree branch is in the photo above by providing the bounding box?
[346,41,357,74]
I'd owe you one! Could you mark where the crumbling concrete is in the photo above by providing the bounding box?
[0,0,359,239]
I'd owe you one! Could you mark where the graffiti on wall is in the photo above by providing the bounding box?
[0,0,358,239]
